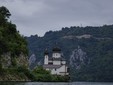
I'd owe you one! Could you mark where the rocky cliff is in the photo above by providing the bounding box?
[1,53,28,68]
[69,46,89,69]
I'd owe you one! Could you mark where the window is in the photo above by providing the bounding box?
[55,68,56,71]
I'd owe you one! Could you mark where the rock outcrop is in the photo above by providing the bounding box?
[1,52,28,68]
[69,46,88,69]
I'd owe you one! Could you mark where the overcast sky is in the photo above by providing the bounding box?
[0,0,113,36]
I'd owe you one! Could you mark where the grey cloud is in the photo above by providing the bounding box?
[0,0,113,36]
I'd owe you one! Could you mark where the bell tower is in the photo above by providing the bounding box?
[44,49,49,64]
[52,47,61,58]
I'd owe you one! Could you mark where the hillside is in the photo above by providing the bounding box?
[27,25,113,82]
[0,6,29,81]
[0,6,69,82]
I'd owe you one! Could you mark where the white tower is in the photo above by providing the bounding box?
[44,49,49,64]
[52,47,61,58]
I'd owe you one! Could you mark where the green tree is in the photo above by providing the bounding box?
[0,6,11,26]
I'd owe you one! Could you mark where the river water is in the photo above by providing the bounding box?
[0,82,113,85]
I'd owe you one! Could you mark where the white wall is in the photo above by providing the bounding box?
[53,61,61,65]
[52,60,66,65]
[52,53,61,58]
[48,60,52,63]
[50,65,68,75]
[44,55,48,64]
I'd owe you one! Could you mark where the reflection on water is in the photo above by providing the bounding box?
[0,82,113,85]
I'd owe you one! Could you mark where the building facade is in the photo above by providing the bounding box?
[43,47,69,76]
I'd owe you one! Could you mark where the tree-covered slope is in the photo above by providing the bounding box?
[0,6,68,82]
[0,6,29,81]
[27,25,113,82]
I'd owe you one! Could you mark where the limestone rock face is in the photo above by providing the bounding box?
[1,52,28,68]
[1,52,11,68]
[29,54,36,66]
[69,46,89,69]
[0,52,29,81]
[16,53,29,67]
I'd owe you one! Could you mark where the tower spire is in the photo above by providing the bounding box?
[44,48,49,55]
